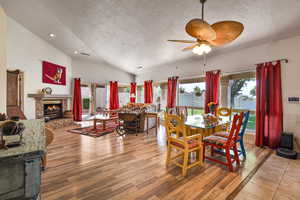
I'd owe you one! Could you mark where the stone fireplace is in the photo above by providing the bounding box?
[43,100,63,120]
[28,94,72,119]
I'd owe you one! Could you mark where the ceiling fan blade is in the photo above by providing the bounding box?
[182,44,198,51]
[168,40,197,43]
[185,18,216,41]
[208,21,244,46]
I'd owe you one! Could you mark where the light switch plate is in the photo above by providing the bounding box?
[288,97,300,104]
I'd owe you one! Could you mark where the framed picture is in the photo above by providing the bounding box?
[42,61,66,85]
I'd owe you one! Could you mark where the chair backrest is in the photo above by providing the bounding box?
[164,112,187,140]
[45,127,54,147]
[176,106,188,121]
[239,111,250,137]
[226,112,244,146]
[217,107,231,117]
[166,107,176,115]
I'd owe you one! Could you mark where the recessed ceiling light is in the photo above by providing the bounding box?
[74,50,79,55]
[49,33,56,38]
[137,66,144,70]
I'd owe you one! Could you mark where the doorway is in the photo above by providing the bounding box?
[6,70,25,119]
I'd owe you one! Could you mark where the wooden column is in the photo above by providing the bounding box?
[220,77,230,107]
[90,83,96,114]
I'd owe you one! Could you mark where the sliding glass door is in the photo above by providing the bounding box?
[81,85,91,115]
[228,77,256,132]
[178,82,205,115]
[95,85,106,110]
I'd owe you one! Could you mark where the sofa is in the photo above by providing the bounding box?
[119,103,157,132]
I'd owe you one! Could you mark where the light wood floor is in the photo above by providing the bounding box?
[42,125,272,200]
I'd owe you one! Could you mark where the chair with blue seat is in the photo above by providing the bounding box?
[213,111,250,158]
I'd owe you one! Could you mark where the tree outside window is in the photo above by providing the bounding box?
[178,82,205,115]
[229,78,256,131]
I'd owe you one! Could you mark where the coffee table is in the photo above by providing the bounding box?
[88,114,119,131]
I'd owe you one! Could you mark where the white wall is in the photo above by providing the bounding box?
[72,58,134,84]
[6,18,72,119]
[0,6,6,113]
[136,35,300,146]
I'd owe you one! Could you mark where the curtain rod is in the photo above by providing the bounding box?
[222,58,288,75]
[253,58,288,65]
[147,58,289,84]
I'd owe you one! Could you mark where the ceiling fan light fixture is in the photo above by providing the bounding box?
[168,0,244,54]
[192,44,211,55]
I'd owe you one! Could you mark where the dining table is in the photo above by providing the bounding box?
[184,115,230,137]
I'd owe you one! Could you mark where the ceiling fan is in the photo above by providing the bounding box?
[168,0,244,55]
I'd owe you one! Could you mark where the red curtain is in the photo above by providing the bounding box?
[204,70,221,113]
[144,80,153,104]
[72,78,82,121]
[256,61,283,148]
[109,81,119,110]
[130,82,137,103]
[167,77,179,108]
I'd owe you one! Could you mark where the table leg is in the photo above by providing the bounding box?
[155,116,158,135]
[103,121,106,131]
[93,119,97,130]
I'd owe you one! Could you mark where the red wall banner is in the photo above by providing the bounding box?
[42,61,66,85]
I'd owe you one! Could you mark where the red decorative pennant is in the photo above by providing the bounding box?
[42,61,66,85]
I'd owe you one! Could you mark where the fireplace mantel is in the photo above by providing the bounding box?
[28,94,72,119]
[28,94,72,100]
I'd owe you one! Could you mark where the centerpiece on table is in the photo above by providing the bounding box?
[203,102,219,127]
[207,102,218,114]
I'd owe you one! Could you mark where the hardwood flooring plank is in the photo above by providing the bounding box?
[42,125,270,200]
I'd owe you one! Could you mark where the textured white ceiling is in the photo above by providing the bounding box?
[1,0,300,74]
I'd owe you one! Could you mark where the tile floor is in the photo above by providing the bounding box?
[235,153,300,200]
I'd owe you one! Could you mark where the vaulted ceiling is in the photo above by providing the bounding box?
[1,0,300,74]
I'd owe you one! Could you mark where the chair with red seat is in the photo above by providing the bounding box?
[214,111,250,158]
[165,113,203,176]
[203,112,244,171]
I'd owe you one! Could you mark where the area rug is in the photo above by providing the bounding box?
[68,122,117,138]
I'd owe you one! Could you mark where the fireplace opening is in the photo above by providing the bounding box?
[43,101,63,120]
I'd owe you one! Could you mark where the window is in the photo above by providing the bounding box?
[81,85,91,114]
[153,85,161,105]
[228,76,256,131]
[95,86,106,109]
[118,87,130,107]
[178,82,205,115]
[153,84,167,111]
[136,86,144,103]
[136,84,167,111]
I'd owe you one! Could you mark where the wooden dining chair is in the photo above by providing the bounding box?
[166,107,176,115]
[165,113,203,176]
[203,112,244,172]
[176,106,188,121]
[217,107,232,117]
[216,107,232,131]
[214,111,250,158]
